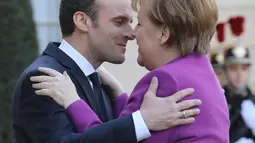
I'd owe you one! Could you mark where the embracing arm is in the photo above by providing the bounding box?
[29,67,201,143]
[120,70,200,143]
[98,66,129,117]
[65,92,129,133]
[20,70,137,143]
[111,93,129,117]
[65,98,150,142]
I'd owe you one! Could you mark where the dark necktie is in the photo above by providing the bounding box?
[88,72,107,122]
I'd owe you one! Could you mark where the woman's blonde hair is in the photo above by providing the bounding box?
[132,0,218,56]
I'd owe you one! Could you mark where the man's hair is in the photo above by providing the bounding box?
[59,0,98,37]
[132,0,218,56]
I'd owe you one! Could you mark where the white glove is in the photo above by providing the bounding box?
[235,137,254,143]
[241,99,255,136]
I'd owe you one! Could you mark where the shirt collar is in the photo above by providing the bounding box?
[58,39,95,76]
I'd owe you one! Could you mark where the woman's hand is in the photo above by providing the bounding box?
[30,67,80,109]
[97,66,125,99]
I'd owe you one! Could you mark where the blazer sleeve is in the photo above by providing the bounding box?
[19,70,137,143]
[65,100,102,132]
[120,69,179,143]
[65,93,129,132]
[111,93,129,117]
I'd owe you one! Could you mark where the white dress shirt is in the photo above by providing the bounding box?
[58,40,151,141]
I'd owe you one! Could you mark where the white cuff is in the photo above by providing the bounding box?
[132,110,151,142]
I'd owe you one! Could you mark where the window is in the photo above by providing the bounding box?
[31,0,62,53]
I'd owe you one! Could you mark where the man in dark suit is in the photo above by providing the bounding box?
[12,0,202,143]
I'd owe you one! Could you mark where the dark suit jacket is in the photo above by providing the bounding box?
[12,42,137,143]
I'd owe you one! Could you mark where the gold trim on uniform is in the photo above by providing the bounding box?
[241,90,248,98]
[215,54,224,64]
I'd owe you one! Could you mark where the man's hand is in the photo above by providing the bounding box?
[140,77,201,131]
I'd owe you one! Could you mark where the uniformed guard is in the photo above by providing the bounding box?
[224,16,255,143]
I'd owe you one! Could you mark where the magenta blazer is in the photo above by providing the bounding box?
[66,52,230,143]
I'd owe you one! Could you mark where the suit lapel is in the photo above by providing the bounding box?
[43,42,101,115]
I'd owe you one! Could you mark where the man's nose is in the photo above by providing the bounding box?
[124,25,135,40]
[125,32,135,40]
[126,33,135,40]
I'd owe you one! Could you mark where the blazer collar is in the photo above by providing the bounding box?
[43,42,83,76]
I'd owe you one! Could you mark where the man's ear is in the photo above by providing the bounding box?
[73,12,90,32]
[159,25,170,45]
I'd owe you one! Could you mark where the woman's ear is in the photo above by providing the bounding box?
[73,12,90,32]
[159,25,170,45]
